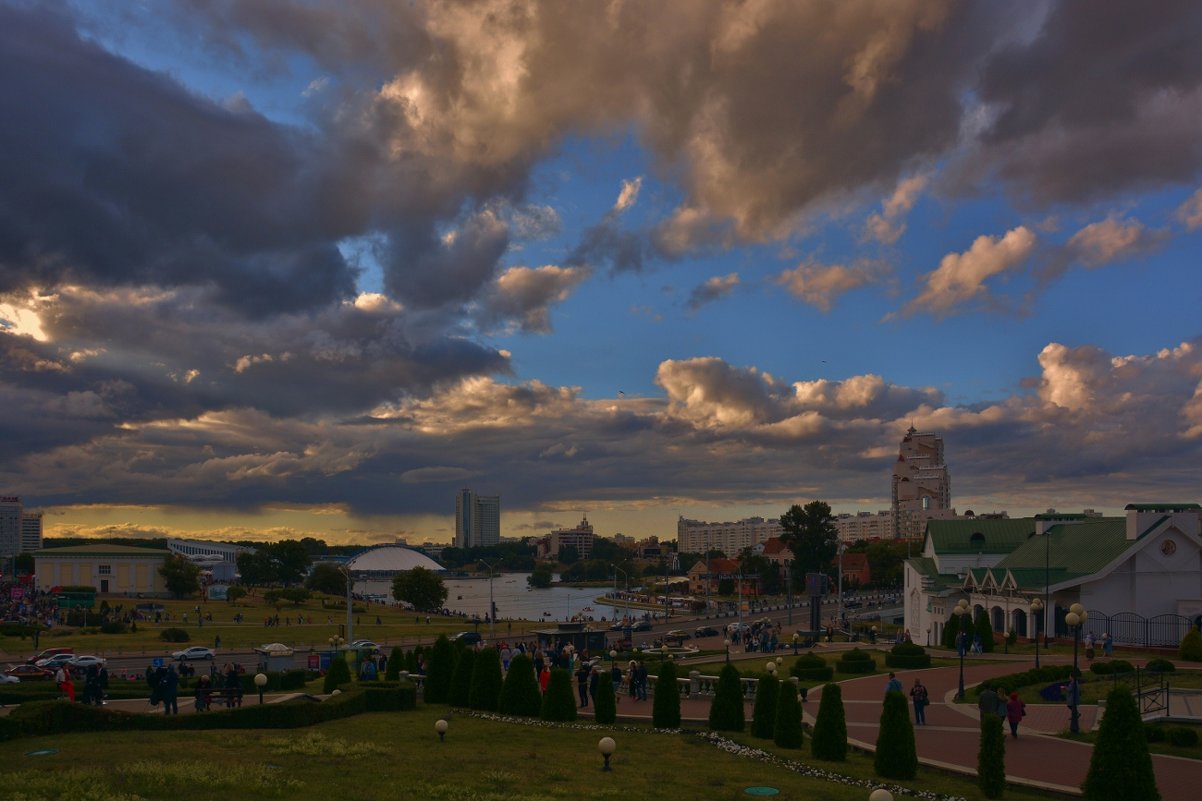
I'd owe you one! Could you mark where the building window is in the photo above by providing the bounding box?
[99,565,112,575]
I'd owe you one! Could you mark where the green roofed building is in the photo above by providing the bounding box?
[903,504,1202,648]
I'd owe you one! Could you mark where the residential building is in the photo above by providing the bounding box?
[677,515,782,555]
[834,510,895,542]
[839,551,871,585]
[34,543,171,595]
[754,537,794,566]
[535,515,595,560]
[891,425,954,540]
[687,557,759,596]
[454,488,501,549]
[20,510,43,552]
[904,503,1202,648]
[0,496,21,561]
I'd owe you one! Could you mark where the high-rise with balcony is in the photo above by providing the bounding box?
[454,489,501,549]
[891,425,953,540]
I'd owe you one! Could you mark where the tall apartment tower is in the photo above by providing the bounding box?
[454,489,501,549]
[20,510,43,552]
[891,426,952,540]
[0,496,21,561]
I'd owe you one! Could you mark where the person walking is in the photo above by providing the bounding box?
[884,671,903,697]
[910,678,929,725]
[161,665,179,715]
[1005,691,1026,738]
[575,661,590,708]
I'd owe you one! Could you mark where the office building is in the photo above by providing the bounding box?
[454,488,501,549]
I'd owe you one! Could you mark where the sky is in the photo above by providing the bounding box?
[3,0,1202,547]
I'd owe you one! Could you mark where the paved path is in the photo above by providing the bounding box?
[585,659,1200,800]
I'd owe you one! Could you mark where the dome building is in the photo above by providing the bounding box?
[344,545,444,576]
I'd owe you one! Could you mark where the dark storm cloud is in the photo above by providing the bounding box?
[384,211,510,309]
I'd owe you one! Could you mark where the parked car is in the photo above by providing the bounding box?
[27,647,74,665]
[451,632,483,646]
[4,664,54,681]
[172,646,216,661]
[694,626,721,638]
[34,653,76,670]
[631,620,653,632]
[67,655,107,669]
[350,640,380,652]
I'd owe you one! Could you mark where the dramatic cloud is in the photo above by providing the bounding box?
[776,260,885,312]
[479,264,589,333]
[905,226,1036,316]
[686,273,740,311]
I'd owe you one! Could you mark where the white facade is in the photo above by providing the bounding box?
[677,515,782,555]
[455,489,501,548]
[34,544,171,595]
[166,537,253,563]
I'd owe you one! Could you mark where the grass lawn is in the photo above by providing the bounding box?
[0,704,1069,801]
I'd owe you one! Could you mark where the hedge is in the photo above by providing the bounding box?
[836,649,875,674]
[790,653,833,681]
[1145,658,1175,673]
[0,669,312,706]
[159,628,191,642]
[885,642,931,670]
[1168,727,1199,748]
[1090,660,1134,676]
[974,665,1074,697]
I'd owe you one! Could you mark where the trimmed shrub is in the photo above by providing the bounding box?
[1082,687,1160,801]
[773,681,803,749]
[99,621,128,635]
[874,691,917,779]
[593,672,617,725]
[885,641,931,670]
[790,653,833,681]
[323,654,352,694]
[498,653,542,718]
[159,628,190,643]
[385,646,404,680]
[1090,660,1133,676]
[836,648,876,674]
[708,663,746,732]
[978,713,1006,799]
[751,674,779,739]
[974,610,995,653]
[943,612,964,650]
[652,660,681,729]
[811,681,848,761]
[1144,725,1166,742]
[979,665,1074,696]
[1179,627,1202,662]
[468,647,503,712]
[448,648,476,707]
[540,668,577,722]
[1167,727,1199,748]
[424,635,455,704]
[1145,658,1175,673]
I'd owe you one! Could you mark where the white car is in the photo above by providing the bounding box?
[350,640,380,652]
[172,646,216,661]
[0,673,19,684]
[67,655,107,669]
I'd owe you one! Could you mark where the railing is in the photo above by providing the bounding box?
[642,671,805,700]
[1081,610,1194,649]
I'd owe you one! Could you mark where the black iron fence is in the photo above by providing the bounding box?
[1079,610,1194,649]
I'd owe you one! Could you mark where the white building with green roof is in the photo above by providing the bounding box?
[904,504,1202,648]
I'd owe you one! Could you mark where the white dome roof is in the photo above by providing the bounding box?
[345,546,444,573]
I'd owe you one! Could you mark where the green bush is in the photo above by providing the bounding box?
[810,681,848,761]
[1145,658,1175,673]
[498,654,542,718]
[1167,727,1199,748]
[159,628,191,643]
[539,668,577,722]
[1179,627,1202,662]
[1082,687,1159,801]
[773,681,803,749]
[943,612,965,650]
[1090,660,1133,675]
[448,647,476,707]
[0,622,38,638]
[708,663,746,732]
[978,665,1074,696]
[99,621,128,635]
[974,610,996,653]
[885,641,931,669]
[836,648,875,674]
[874,691,917,779]
[652,660,681,729]
[978,713,1006,799]
[322,655,352,694]
[1144,725,1166,742]
[424,635,455,704]
[593,672,617,725]
[385,646,404,680]
[790,653,833,681]
[750,674,778,739]
[468,647,503,712]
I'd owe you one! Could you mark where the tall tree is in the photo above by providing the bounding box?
[267,540,312,586]
[779,501,838,577]
[305,563,348,595]
[159,554,201,598]
[236,550,277,586]
[392,566,448,611]
[1082,687,1160,801]
[424,635,455,704]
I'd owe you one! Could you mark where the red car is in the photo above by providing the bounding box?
[4,663,55,681]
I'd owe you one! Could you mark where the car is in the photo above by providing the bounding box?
[0,673,17,684]
[67,655,107,669]
[27,647,74,665]
[451,631,483,646]
[631,620,653,632]
[666,629,692,641]
[694,626,721,638]
[350,640,380,652]
[4,664,54,681]
[34,653,75,670]
[172,646,216,661]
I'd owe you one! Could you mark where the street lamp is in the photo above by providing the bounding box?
[598,736,616,771]
[954,600,970,700]
[254,672,267,705]
[1030,598,1044,668]
[480,559,499,642]
[609,649,617,669]
[1066,603,1088,734]
[613,563,630,626]
[724,638,731,663]
[336,564,354,650]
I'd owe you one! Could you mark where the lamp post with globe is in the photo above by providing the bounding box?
[953,600,970,700]
[1065,603,1088,734]
[1030,597,1044,669]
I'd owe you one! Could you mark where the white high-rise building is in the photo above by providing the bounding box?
[676,515,782,555]
[454,489,501,549]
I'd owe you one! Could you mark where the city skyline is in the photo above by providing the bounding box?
[3,2,1202,546]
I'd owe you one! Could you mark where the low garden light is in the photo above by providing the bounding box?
[766,660,777,675]
[869,789,894,801]
[724,638,731,663]
[254,672,267,705]
[435,719,448,742]
[598,736,616,771]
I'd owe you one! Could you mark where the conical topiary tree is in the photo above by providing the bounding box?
[874,691,918,779]
[424,635,455,704]
[594,672,617,724]
[323,653,352,694]
[811,681,848,761]
[1179,626,1202,662]
[652,660,681,729]
[448,647,476,707]
[498,653,542,717]
[1082,687,1160,801]
[468,647,503,711]
[406,646,422,674]
[540,667,578,722]
[773,680,803,749]
[942,613,963,650]
[975,610,996,653]
[385,646,404,680]
[751,673,779,739]
[978,713,1006,798]
[709,662,746,732]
